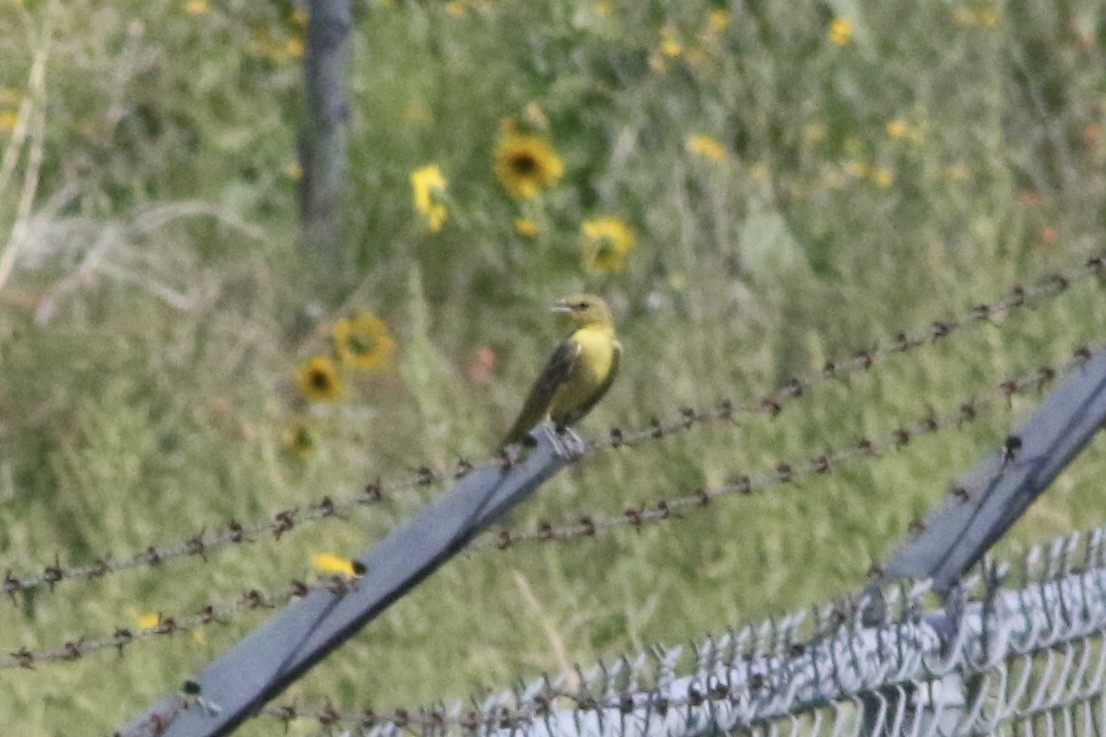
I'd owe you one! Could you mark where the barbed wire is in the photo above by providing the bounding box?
[0,571,362,671]
[585,256,1105,452]
[254,686,652,735]
[5,255,1103,600]
[13,340,1088,676]
[478,342,1100,553]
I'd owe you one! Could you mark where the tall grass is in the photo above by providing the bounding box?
[1,0,1105,734]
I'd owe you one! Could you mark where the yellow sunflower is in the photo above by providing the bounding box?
[296,355,343,401]
[493,131,564,199]
[513,217,539,238]
[828,17,853,45]
[580,217,636,274]
[332,311,397,370]
[685,134,728,162]
[410,164,449,233]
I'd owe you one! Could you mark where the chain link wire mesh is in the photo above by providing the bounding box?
[295,528,1103,737]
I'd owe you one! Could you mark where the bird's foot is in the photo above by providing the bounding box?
[537,423,587,460]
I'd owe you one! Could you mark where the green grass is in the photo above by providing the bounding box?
[2,0,1106,734]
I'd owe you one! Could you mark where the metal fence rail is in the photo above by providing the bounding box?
[324,527,1106,737]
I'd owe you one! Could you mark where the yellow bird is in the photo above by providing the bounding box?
[502,294,622,449]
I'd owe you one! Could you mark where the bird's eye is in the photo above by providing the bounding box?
[574,301,588,310]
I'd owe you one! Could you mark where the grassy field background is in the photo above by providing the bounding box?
[2,0,1106,734]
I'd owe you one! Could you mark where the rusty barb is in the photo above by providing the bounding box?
[7,254,1104,601]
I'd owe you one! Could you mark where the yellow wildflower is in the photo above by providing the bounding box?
[332,311,397,370]
[685,134,728,162]
[828,18,853,45]
[844,160,870,178]
[312,552,359,576]
[513,217,539,238]
[296,355,343,402]
[660,24,683,57]
[183,0,208,14]
[0,110,17,133]
[494,131,564,199]
[886,120,923,143]
[580,217,636,274]
[410,164,449,233]
[291,8,309,28]
[871,167,895,187]
[592,1,613,17]
[250,26,304,63]
[707,9,731,31]
[137,613,161,629]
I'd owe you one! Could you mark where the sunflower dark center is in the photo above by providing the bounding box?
[310,370,331,389]
[349,335,375,355]
[510,153,540,175]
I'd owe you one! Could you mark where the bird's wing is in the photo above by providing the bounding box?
[501,338,582,446]
[559,337,621,427]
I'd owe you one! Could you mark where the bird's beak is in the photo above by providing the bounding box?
[550,300,573,314]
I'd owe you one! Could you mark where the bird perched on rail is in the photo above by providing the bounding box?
[501,294,621,452]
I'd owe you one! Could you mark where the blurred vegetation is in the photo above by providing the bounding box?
[2,0,1106,734]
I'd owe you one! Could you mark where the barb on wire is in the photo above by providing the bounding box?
[480,342,1102,552]
[0,572,362,671]
[5,255,1102,599]
[588,255,1106,452]
[1,468,448,601]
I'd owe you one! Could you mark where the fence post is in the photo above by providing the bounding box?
[856,345,1106,735]
[872,346,1106,594]
[298,0,351,272]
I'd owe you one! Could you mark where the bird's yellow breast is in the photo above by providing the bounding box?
[549,326,617,419]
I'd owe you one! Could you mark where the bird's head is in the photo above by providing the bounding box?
[551,294,614,330]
